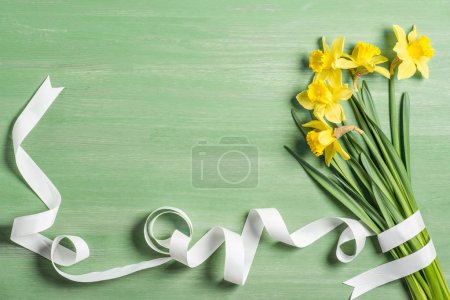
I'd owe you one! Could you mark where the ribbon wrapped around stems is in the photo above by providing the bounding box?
[9,77,436,299]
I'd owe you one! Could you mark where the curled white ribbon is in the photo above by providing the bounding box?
[10,77,437,299]
[10,77,89,267]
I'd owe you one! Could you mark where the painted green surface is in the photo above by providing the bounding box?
[0,1,449,299]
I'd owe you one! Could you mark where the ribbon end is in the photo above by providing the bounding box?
[44,75,65,94]
[53,86,65,94]
[343,281,361,300]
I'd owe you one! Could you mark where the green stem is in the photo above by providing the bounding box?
[400,93,411,176]
[414,230,448,299]
[430,257,450,298]
[389,244,430,298]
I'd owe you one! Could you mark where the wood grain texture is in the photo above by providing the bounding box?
[0,0,449,299]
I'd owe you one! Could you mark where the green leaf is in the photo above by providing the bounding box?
[361,80,381,126]
[331,155,362,196]
[360,132,414,217]
[360,153,404,224]
[340,135,359,158]
[291,108,308,138]
[372,183,404,226]
[332,174,385,229]
[346,158,372,193]
[371,183,395,228]
[359,152,395,205]
[389,77,401,155]
[284,146,380,233]
[349,96,377,147]
[351,95,416,212]
[363,116,417,212]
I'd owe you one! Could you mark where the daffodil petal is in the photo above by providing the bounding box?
[313,105,326,119]
[324,103,344,123]
[416,59,430,79]
[332,84,353,101]
[302,120,330,131]
[365,64,375,72]
[331,37,344,56]
[397,60,417,80]
[341,53,353,59]
[324,145,335,166]
[314,70,329,83]
[334,141,350,160]
[313,72,323,82]
[374,66,391,78]
[328,69,342,87]
[370,55,388,65]
[408,25,418,43]
[393,42,409,60]
[335,58,358,69]
[393,24,407,44]
[296,91,314,109]
[322,36,330,53]
[351,44,359,59]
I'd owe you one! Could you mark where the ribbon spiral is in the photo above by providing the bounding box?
[9,77,437,299]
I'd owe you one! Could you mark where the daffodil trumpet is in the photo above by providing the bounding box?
[289,25,449,299]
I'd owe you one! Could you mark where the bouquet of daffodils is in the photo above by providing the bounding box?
[287,25,449,299]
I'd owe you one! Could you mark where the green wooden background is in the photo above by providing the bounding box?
[1,1,449,299]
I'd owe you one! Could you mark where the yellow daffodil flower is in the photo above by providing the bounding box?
[296,79,352,123]
[392,25,434,79]
[309,37,345,86]
[336,42,390,78]
[303,119,350,166]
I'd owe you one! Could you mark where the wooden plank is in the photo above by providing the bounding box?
[0,1,448,299]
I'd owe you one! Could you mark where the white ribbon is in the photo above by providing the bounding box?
[10,76,89,267]
[344,211,436,299]
[9,76,437,299]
